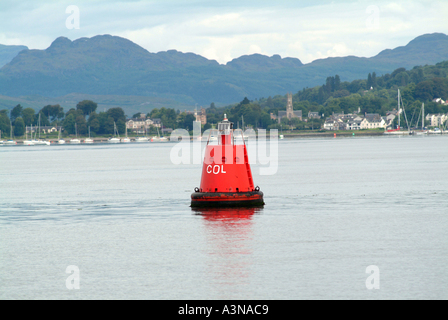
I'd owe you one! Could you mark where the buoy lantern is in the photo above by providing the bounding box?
[191,115,264,207]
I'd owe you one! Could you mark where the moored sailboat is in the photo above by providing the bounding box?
[23,125,35,145]
[121,125,131,143]
[384,89,410,135]
[108,122,120,143]
[4,120,17,145]
[70,123,81,144]
[84,126,94,144]
[58,126,66,144]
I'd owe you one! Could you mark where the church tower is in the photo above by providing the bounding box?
[286,93,293,119]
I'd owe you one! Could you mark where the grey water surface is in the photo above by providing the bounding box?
[0,135,447,299]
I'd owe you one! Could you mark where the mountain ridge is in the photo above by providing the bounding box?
[1,32,447,106]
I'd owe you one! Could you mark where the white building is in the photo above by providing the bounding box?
[126,118,157,133]
[360,114,386,129]
[425,114,447,127]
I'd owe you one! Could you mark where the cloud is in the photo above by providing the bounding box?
[0,0,447,64]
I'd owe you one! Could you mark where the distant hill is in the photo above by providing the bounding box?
[0,44,28,68]
[0,33,447,108]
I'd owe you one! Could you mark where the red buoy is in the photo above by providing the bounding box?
[191,115,264,207]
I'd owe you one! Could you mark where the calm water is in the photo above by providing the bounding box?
[1,135,447,300]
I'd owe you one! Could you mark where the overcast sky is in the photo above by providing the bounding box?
[0,0,447,64]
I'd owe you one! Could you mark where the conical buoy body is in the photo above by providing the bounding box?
[191,115,264,207]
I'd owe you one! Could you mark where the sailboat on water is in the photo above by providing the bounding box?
[108,122,121,143]
[384,89,410,135]
[121,125,131,143]
[58,126,66,144]
[23,125,35,145]
[412,103,428,135]
[0,130,3,145]
[4,119,17,145]
[84,126,94,144]
[135,125,149,142]
[151,125,168,142]
[32,113,50,145]
[70,123,81,144]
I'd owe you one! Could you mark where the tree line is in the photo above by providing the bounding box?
[0,100,128,138]
[204,60,448,130]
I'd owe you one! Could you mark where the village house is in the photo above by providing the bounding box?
[425,114,447,127]
[126,116,160,134]
[347,118,362,130]
[360,113,386,129]
[26,126,61,134]
[323,119,336,130]
[308,111,320,119]
[432,98,447,105]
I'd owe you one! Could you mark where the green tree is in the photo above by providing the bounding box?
[13,117,25,137]
[116,119,126,134]
[76,100,98,117]
[87,112,100,133]
[106,107,126,123]
[63,114,76,135]
[334,75,341,91]
[178,113,196,131]
[367,73,373,89]
[0,112,11,138]
[414,81,434,101]
[41,104,64,122]
[22,108,35,126]
[75,115,87,135]
[10,104,23,122]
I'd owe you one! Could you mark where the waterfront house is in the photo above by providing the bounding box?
[126,118,155,134]
[425,114,447,127]
[360,114,386,129]
[308,111,320,119]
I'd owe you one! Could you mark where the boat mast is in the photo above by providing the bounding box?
[422,103,424,131]
[398,89,400,130]
[38,113,41,139]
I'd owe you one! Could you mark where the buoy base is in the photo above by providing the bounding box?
[191,191,264,208]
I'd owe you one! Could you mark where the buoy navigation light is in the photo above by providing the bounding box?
[191,114,264,207]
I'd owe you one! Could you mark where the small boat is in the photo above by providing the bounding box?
[135,125,149,142]
[70,123,81,144]
[108,122,121,143]
[428,128,442,134]
[384,89,410,135]
[411,103,428,135]
[4,140,17,145]
[121,126,131,143]
[135,136,149,142]
[151,127,168,142]
[84,126,94,144]
[23,126,35,145]
[4,120,17,145]
[32,113,50,145]
[58,127,65,144]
